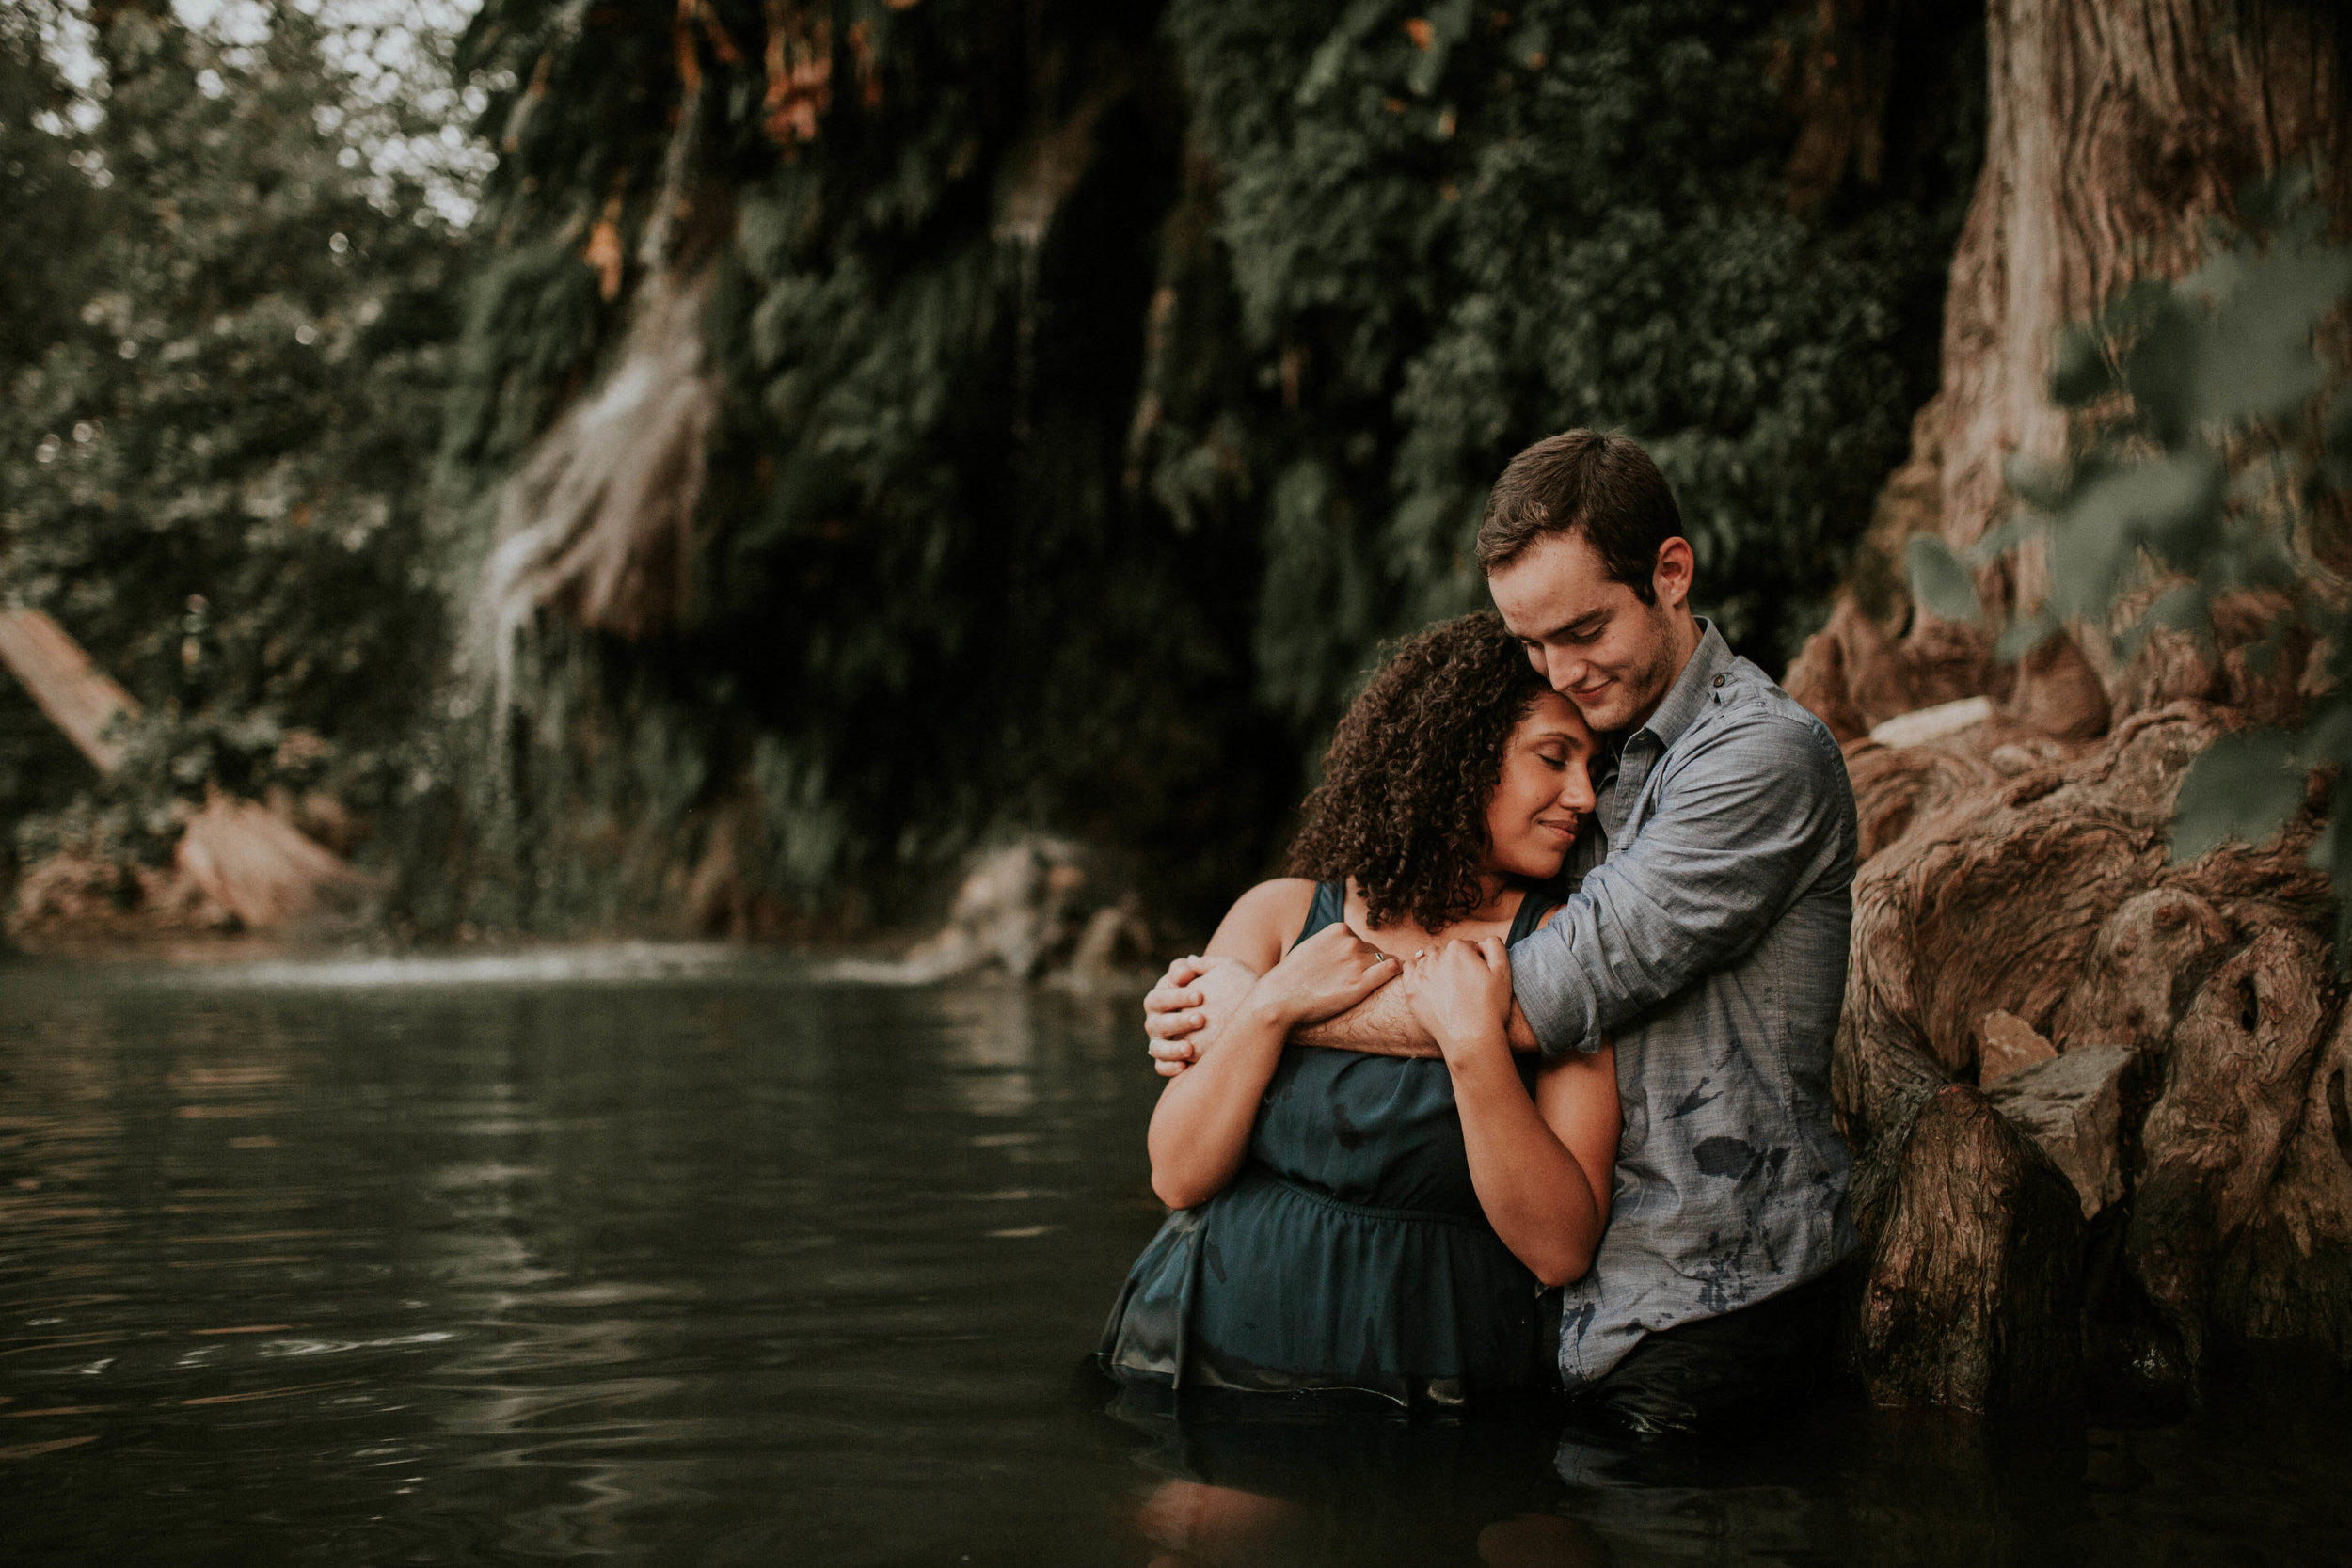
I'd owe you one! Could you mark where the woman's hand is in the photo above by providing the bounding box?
[1245,923,1400,1030]
[1401,938,1514,1066]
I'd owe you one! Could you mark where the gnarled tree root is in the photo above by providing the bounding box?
[1825,688,2347,1407]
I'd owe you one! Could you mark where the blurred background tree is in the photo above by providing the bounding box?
[0,0,464,916]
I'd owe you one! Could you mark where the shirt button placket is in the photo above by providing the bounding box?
[1606,740,1648,842]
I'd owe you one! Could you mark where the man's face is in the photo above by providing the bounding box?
[1488,531,1692,735]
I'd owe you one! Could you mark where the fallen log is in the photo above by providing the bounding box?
[175,786,377,931]
[0,608,139,771]
[0,608,374,934]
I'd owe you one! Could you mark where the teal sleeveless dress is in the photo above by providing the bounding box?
[1099,881,1560,1408]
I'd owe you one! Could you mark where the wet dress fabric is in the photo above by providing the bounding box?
[1099,880,1560,1408]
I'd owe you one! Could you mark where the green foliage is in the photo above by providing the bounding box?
[0,8,105,823]
[0,6,460,876]
[1906,534,1982,625]
[438,0,1296,929]
[1164,0,1981,724]
[429,0,1983,932]
[1970,180,2352,949]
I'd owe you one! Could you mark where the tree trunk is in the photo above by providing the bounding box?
[1793,0,2352,1407]
[1868,0,2348,575]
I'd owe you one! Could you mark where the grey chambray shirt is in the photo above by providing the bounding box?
[1508,621,1858,1391]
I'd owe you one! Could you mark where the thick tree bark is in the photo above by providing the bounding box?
[1851,1084,2087,1412]
[1884,0,2346,568]
[1795,0,2352,1407]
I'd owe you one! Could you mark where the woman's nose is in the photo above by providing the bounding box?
[1561,763,1597,813]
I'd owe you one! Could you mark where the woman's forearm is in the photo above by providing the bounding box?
[1447,1043,1608,1287]
[1145,996,1293,1209]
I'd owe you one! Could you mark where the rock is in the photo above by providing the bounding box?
[1978,1010,2056,1084]
[1983,1046,2134,1219]
[833,836,1147,984]
[1868,696,1994,749]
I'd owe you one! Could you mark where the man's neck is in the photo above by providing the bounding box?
[1616,611,1707,739]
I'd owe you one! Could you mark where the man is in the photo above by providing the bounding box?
[1146,429,1858,1435]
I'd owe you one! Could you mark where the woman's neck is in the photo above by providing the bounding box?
[1469,869,1518,922]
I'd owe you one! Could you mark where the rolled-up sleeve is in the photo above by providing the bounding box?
[1511,712,1851,1056]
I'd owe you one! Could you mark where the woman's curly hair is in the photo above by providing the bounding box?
[1286,610,1551,930]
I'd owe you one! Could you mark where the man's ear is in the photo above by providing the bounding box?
[1652,537,1695,609]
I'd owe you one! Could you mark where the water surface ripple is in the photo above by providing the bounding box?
[0,956,2343,1565]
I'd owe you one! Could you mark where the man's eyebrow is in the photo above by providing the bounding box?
[1534,610,1609,641]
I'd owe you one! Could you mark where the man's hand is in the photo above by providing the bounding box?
[1145,954,1260,1077]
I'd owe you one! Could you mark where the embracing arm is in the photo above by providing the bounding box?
[1292,984,1539,1056]
[1403,941,1617,1285]
[1145,991,1295,1209]
[1453,1039,1618,1285]
[1145,890,1397,1207]
[1511,712,1852,1057]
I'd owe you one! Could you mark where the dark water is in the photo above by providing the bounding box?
[1,952,2344,1566]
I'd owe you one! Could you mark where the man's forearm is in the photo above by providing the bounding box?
[1290,979,1541,1056]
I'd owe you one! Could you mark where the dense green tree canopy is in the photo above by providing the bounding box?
[437,0,1979,930]
[4,0,1986,936]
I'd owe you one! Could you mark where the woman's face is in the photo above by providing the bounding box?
[1484,690,1599,881]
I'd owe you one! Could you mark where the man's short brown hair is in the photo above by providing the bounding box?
[1474,429,1684,601]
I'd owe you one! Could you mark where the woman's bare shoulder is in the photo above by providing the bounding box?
[1222,878,1320,933]
[1205,879,1320,963]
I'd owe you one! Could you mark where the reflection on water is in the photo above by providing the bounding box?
[1,953,2345,1565]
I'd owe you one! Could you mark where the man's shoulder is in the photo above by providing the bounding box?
[1677,654,1848,780]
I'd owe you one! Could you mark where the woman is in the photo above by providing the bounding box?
[1099,611,1619,1406]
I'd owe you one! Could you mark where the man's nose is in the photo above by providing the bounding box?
[1540,645,1583,695]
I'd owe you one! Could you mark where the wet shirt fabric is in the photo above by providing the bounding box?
[1099,880,1561,1407]
[1504,622,1859,1393]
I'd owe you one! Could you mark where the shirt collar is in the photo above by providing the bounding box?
[1629,618,1732,752]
